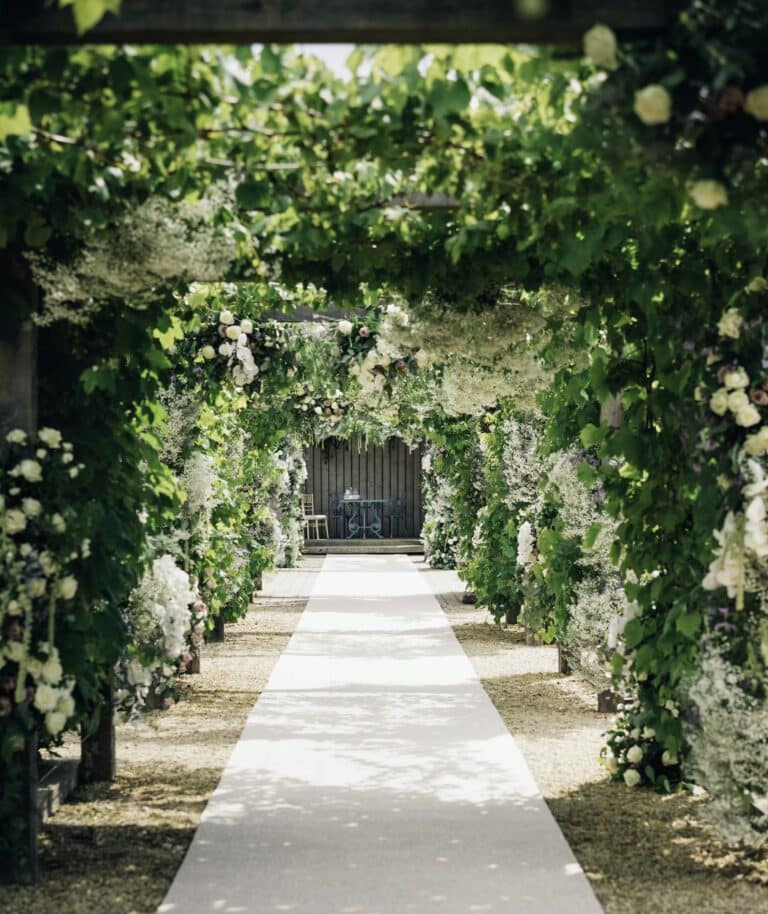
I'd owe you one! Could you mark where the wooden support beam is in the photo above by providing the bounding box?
[3,1,677,45]
[0,319,37,438]
[1,732,40,885]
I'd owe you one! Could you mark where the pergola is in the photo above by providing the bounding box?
[4,0,674,44]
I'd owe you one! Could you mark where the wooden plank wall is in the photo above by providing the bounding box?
[304,437,424,538]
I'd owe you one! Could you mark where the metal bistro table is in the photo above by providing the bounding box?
[343,497,387,539]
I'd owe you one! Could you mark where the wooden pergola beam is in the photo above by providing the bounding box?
[3,1,677,45]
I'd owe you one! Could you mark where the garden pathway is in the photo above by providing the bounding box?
[159,554,604,914]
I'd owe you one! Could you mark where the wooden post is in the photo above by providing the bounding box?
[80,678,116,783]
[557,645,571,675]
[0,318,38,436]
[597,689,619,713]
[2,731,40,885]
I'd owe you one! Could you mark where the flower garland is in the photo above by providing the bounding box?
[1,427,88,740]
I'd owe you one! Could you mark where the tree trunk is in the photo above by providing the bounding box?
[80,678,116,783]
[208,612,225,643]
[557,645,571,675]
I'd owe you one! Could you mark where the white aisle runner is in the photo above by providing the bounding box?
[159,554,604,914]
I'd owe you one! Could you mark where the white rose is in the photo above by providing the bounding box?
[603,754,619,775]
[218,342,232,357]
[34,682,59,713]
[36,449,47,459]
[38,427,62,448]
[61,452,73,464]
[6,600,21,616]
[661,750,678,767]
[641,727,656,740]
[717,308,742,339]
[744,427,768,456]
[225,324,242,340]
[240,319,253,334]
[45,710,67,735]
[337,319,353,336]
[634,84,671,125]
[51,513,66,533]
[4,509,27,535]
[709,388,729,416]
[5,641,24,662]
[623,768,642,787]
[56,692,76,718]
[68,467,80,479]
[690,179,728,210]
[57,576,78,600]
[231,366,249,387]
[41,654,63,683]
[727,389,750,413]
[6,428,27,445]
[200,345,216,360]
[736,404,761,428]
[219,309,235,325]
[27,578,46,598]
[22,498,42,517]
[746,276,768,293]
[745,85,768,120]
[19,459,42,482]
[724,367,749,389]
[583,23,618,70]
[626,744,643,764]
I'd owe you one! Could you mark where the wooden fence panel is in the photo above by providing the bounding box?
[305,437,423,538]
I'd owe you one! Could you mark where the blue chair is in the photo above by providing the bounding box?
[387,492,406,537]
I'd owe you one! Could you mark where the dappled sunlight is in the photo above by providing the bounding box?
[160,555,603,914]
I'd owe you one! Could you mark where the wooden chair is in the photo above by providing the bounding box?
[300,493,329,540]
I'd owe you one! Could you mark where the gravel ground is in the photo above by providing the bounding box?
[3,557,766,914]
[0,566,314,914]
[421,565,768,914]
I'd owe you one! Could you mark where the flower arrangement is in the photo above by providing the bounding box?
[1,428,89,741]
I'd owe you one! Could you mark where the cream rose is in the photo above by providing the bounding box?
[38,427,62,448]
[337,319,353,335]
[728,390,750,413]
[690,179,728,210]
[57,692,76,718]
[19,459,42,483]
[200,345,216,360]
[225,324,242,340]
[4,509,27,535]
[240,319,254,334]
[219,309,235,325]
[724,367,749,389]
[626,745,643,764]
[21,498,42,517]
[661,750,678,766]
[736,404,761,428]
[744,427,768,456]
[41,654,63,683]
[34,683,59,713]
[45,710,67,735]
[623,768,641,787]
[51,513,66,533]
[57,576,78,600]
[717,308,742,339]
[6,428,27,445]
[709,388,729,416]
[583,24,618,70]
[218,342,233,357]
[745,85,768,120]
[634,84,671,125]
